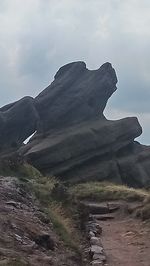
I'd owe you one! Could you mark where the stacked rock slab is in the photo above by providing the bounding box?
[0,61,150,187]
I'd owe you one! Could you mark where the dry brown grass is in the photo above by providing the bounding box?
[69,181,150,221]
[69,182,150,202]
[47,202,80,251]
[30,177,81,251]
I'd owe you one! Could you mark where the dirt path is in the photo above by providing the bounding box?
[99,203,150,266]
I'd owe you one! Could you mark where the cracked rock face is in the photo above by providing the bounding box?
[35,61,117,131]
[0,61,150,187]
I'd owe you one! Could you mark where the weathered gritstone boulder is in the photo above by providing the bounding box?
[0,61,150,187]
[22,117,142,183]
[34,61,117,131]
[0,96,39,150]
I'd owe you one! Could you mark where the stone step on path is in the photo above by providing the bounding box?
[91,214,114,221]
[81,201,120,215]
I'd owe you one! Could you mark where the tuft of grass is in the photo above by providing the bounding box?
[30,176,58,204]
[46,202,80,252]
[69,181,150,221]
[69,181,150,202]
[30,177,81,251]
[0,157,42,181]
[18,163,42,179]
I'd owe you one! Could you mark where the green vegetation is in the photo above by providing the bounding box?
[0,157,81,251]
[69,181,150,220]
[0,157,41,180]
[46,202,80,251]
[1,153,150,251]
[30,175,58,204]
[28,175,81,251]
[18,163,42,179]
[69,181,150,202]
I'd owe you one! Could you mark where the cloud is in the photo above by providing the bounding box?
[0,0,150,143]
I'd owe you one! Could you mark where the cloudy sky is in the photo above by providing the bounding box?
[0,0,150,144]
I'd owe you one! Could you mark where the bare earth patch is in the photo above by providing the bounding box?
[99,203,150,266]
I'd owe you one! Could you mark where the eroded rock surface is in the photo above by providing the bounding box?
[0,176,81,266]
[0,61,150,187]
[0,96,39,151]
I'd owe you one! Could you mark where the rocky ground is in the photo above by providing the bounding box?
[0,174,150,266]
[0,176,82,266]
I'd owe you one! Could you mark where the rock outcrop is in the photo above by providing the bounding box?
[35,61,117,131]
[0,96,39,151]
[0,61,150,187]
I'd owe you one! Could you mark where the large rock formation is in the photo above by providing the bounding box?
[0,61,150,187]
[0,97,39,152]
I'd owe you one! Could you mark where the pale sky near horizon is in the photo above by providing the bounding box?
[0,0,150,144]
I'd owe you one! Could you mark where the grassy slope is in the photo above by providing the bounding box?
[69,182,150,220]
[69,182,150,202]
[31,177,80,248]
[1,158,150,249]
[0,161,81,253]
[21,171,81,252]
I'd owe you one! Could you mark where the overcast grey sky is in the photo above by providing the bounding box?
[0,0,150,144]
